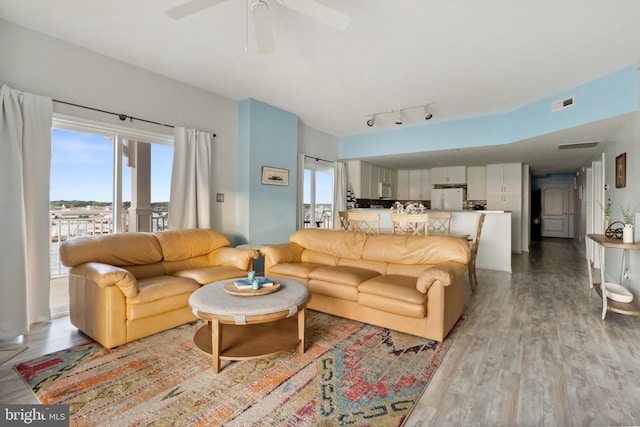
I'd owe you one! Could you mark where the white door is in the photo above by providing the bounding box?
[541,183,570,238]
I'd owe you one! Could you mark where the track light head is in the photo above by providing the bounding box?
[395,110,403,125]
[366,116,375,127]
[424,106,433,120]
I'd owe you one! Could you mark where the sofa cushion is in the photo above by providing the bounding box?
[362,234,469,265]
[358,275,425,304]
[338,258,387,275]
[308,280,359,301]
[126,275,200,320]
[60,232,163,268]
[309,265,380,287]
[128,276,200,304]
[174,266,249,285]
[289,229,368,260]
[307,266,380,302]
[122,263,166,280]
[156,228,230,262]
[268,262,325,280]
[300,249,339,266]
[357,275,427,318]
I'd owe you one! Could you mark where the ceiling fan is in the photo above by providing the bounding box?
[164,0,351,54]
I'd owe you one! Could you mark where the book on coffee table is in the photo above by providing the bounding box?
[234,277,274,289]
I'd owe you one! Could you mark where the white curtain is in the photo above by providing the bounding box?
[0,85,53,339]
[297,154,305,229]
[333,161,347,229]
[168,127,214,229]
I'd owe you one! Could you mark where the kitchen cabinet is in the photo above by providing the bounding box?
[348,160,396,199]
[466,166,487,200]
[431,166,466,184]
[397,169,431,200]
[348,160,369,198]
[397,170,409,199]
[487,163,521,193]
[486,163,522,253]
[369,164,379,196]
[408,170,422,199]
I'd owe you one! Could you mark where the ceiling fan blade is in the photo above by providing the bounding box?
[164,0,229,20]
[252,1,275,53]
[277,0,350,31]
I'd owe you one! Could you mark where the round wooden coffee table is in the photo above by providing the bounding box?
[189,277,311,373]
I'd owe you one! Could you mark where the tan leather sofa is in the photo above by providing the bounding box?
[261,229,469,342]
[60,229,258,348]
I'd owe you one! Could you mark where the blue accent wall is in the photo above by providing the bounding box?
[237,99,298,245]
[340,65,639,159]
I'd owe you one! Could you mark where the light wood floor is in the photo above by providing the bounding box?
[409,238,640,426]
[2,239,640,426]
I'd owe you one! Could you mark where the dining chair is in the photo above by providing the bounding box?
[338,211,349,231]
[468,213,486,291]
[347,212,380,234]
[391,213,429,236]
[427,211,452,232]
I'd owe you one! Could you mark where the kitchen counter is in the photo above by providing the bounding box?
[350,208,511,272]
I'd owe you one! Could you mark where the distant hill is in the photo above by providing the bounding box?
[50,200,169,211]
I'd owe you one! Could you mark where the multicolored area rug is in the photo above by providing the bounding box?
[15,311,461,426]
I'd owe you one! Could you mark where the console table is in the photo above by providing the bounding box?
[586,234,640,319]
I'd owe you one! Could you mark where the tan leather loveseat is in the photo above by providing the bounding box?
[60,228,258,348]
[261,229,469,341]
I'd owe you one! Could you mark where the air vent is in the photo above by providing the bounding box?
[558,141,599,150]
[552,96,574,112]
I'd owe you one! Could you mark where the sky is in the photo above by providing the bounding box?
[51,128,334,206]
[50,128,173,203]
[303,169,333,205]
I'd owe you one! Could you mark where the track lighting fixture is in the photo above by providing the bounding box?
[424,106,433,120]
[366,116,375,127]
[365,103,434,127]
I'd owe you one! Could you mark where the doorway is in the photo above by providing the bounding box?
[531,189,541,240]
[302,157,335,229]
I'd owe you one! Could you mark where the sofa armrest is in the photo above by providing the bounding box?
[209,247,259,270]
[70,262,139,298]
[260,243,303,273]
[416,261,467,294]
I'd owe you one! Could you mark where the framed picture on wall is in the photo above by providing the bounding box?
[615,153,626,188]
[261,166,289,186]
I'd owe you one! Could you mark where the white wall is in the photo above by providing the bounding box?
[575,69,640,297]
[298,123,339,161]
[604,102,640,296]
[0,19,240,240]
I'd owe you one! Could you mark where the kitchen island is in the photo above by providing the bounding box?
[349,208,511,272]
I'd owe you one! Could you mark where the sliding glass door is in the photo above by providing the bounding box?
[49,118,173,317]
[303,157,334,229]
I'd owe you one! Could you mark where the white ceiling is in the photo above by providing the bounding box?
[1,0,640,175]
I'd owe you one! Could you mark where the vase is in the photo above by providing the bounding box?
[604,216,611,233]
[623,224,634,243]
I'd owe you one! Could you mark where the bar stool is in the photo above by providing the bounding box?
[347,212,380,234]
